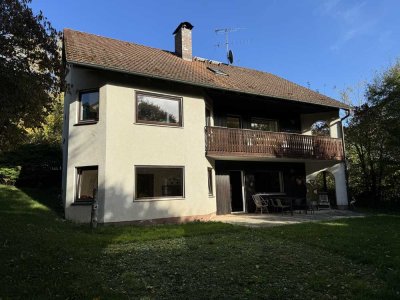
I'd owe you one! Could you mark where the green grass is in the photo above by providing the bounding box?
[1,185,399,299]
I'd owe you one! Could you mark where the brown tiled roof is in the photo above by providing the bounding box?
[63,29,349,109]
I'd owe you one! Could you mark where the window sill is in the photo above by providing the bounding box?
[134,197,185,202]
[72,201,93,206]
[134,122,183,128]
[74,120,98,126]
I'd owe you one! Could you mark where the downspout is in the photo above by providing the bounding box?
[340,108,351,207]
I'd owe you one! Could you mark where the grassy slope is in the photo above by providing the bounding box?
[0,185,399,299]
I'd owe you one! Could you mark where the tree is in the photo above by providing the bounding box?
[346,61,400,207]
[25,94,64,145]
[0,0,62,152]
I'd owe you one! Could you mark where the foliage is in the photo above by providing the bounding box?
[0,143,62,187]
[311,120,330,136]
[0,0,62,152]
[26,93,64,146]
[345,61,400,207]
[1,185,399,299]
[0,166,21,185]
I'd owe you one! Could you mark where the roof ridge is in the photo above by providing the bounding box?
[63,28,173,54]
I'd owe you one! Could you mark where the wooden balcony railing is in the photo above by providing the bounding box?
[205,126,344,161]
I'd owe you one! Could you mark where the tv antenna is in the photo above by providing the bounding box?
[215,27,245,64]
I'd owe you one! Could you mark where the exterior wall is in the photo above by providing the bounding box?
[63,66,108,222]
[102,84,215,223]
[63,66,216,223]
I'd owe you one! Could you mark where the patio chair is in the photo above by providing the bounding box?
[252,194,269,214]
[271,197,291,215]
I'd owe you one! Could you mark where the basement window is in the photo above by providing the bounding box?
[75,166,98,203]
[207,67,228,76]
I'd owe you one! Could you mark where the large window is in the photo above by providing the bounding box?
[136,92,182,126]
[79,90,99,122]
[251,118,278,132]
[135,166,184,199]
[76,166,98,202]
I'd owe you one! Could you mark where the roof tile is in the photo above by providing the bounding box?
[63,29,348,109]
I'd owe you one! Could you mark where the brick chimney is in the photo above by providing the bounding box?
[173,22,194,61]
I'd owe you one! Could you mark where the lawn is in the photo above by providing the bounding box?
[0,185,399,299]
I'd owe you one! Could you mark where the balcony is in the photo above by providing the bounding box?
[205,126,344,161]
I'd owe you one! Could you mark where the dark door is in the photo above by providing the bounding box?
[230,171,244,212]
[216,174,231,215]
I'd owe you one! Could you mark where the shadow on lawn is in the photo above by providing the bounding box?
[18,186,64,217]
[1,184,398,299]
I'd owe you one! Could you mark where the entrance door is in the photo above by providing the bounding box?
[230,171,244,212]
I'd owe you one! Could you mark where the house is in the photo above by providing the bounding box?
[62,22,350,224]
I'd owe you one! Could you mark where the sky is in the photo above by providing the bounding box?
[30,0,400,104]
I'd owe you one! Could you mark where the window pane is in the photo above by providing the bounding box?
[136,167,184,199]
[226,116,241,128]
[77,167,98,201]
[80,91,99,121]
[208,168,213,196]
[251,118,278,131]
[137,93,181,125]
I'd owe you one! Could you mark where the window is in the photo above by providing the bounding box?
[207,67,228,76]
[251,118,278,132]
[76,166,98,202]
[135,166,184,199]
[136,92,182,126]
[226,116,241,128]
[79,90,99,122]
[208,168,213,196]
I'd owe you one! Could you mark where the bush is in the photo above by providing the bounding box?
[0,166,21,185]
[0,143,61,187]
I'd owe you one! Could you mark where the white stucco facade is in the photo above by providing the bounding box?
[62,66,216,223]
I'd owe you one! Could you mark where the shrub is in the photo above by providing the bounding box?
[0,166,21,185]
[0,143,61,187]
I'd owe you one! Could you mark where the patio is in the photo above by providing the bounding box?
[211,210,365,227]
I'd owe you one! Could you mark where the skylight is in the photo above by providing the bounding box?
[207,67,228,76]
